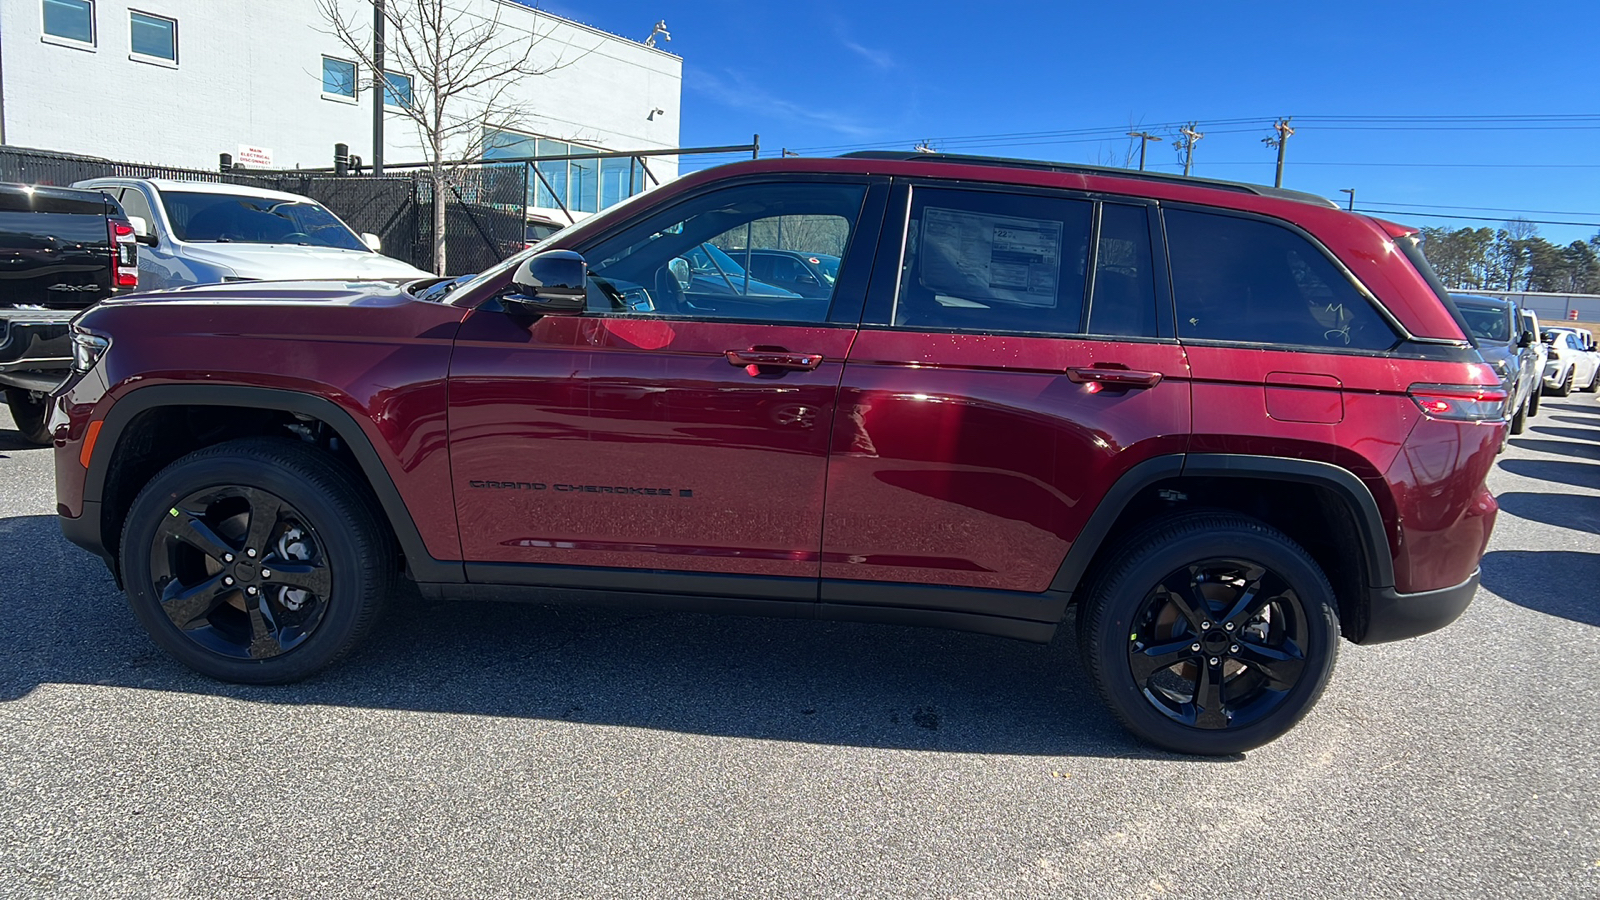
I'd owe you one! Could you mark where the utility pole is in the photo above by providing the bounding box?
[1338,188,1355,211]
[371,0,385,174]
[1127,131,1163,171]
[1178,122,1204,176]
[1262,117,1294,188]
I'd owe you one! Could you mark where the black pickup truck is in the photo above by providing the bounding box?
[1,182,137,444]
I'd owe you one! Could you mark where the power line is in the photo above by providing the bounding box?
[1358,200,1600,216]
[1355,208,1600,228]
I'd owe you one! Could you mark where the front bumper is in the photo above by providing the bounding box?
[1358,569,1479,644]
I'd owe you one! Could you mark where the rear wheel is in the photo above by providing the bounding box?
[1552,367,1574,397]
[119,437,396,684]
[1583,367,1600,393]
[3,389,53,446]
[1077,512,1340,755]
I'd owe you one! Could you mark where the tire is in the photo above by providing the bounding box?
[119,437,396,684]
[1583,367,1600,393]
[4,389,53,446]
[1528,386,1541,417]
[1509,397,1527,435]
[1552,368,1574,397]
[1076,511,1340,756]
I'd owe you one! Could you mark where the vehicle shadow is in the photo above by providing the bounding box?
[1548,415,1600,428]
[1493,491,1600,534]
[1480,549,1600,627]
[1496,458,1600,491]
[0,429,42,452]
[0,513,1188,761]
[1529,424,1600,443]
[1506,437,1600,461]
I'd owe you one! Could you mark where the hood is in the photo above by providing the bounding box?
[178,243,433,280]
[110,278,419,308]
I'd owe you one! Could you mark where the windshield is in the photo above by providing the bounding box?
[1458,305,1511,342]
[160,191,367,250]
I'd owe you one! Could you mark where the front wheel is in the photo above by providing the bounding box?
[1509,397,1528,434]
[1528,386,1541,417]
[4,389,53,446]
[1077,512,1340,755]
[119,437,396,684]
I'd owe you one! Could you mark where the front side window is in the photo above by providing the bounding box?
[159,191,366,250]
[581,181,867,324]
[43,0,95,44]
[1165,208,1398,351]
[321,56,357,98]
[383,72,412,108]
[129,10,176,61]
[894,186,1092,335]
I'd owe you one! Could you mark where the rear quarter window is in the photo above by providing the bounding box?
[1165,208,1398,351]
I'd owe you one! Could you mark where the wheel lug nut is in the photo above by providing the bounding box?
[1201,621,1212,630]
[246,586,258,595]
[1230,644,1240,654]
[1209,657,1220,666]
[261,570,271,579]
[223,576,234,586]
[224,554,234,563]
[1190,643,1201,652]
[246,549,257,558]
[1225,622,1235,631]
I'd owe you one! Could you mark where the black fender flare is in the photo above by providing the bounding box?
[84,384,464,583]
[1048,453,1395,595]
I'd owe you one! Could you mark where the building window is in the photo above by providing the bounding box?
[383,72,413,108]
[129,11,176,62]
[43,0,95,45]
[321,56,358,99]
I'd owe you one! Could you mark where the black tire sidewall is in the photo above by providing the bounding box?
[120,440,388,684]
[1080,516,1340,756]
[4,390,52,446]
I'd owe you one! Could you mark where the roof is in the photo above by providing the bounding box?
[1450,293,1515,309]
[76,177,325,204]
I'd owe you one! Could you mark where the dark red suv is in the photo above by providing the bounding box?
[52,153,1503,754]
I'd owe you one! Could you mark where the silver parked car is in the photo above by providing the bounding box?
[72,178,431,290]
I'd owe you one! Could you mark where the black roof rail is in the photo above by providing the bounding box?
[838,150,1341,209]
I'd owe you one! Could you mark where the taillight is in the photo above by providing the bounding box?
[109,219,138,290]
[1408,383,1509,421]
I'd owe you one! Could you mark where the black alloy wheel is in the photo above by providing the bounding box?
[149,485,332,661]
[121,437,394,683]
[1078,512,1339,755]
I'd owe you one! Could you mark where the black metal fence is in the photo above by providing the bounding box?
[0,140,760,276]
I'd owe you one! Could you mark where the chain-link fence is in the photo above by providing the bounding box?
[0,140,759,275]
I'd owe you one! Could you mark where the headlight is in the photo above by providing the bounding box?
[71,330,110,374]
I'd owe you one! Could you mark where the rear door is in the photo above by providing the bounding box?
[447,176,887,596]
[819,183,1191,620]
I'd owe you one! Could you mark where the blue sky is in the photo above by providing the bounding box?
[543,1,1600,246]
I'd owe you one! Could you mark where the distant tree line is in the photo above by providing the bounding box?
[1420,218,1600,294]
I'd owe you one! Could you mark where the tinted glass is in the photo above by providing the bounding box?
[1457,305,1511,343]
[129,11,175,60]
[116,186,157,228]
[1166,209,1397,351]
[43,0,94,43]
[895,187,1092,334]
[535,140,569,210]
[570,157,598,213]
[583,181,867,323]
[160,191,366,250]
[322,57,357,97]
[600,157,632,210]
[384,72,412,108]
[1087,203,1158,337]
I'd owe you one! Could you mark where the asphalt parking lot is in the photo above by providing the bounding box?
[1,400,1597,899]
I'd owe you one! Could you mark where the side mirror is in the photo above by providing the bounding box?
[502,249,587,316]
[668,256,692,290]
[1518,331,1534,348]
[361,232,383,252]
[126,215,157,246]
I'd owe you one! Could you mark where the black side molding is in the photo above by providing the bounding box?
[81,384,464,583]
[1359,569,1477,644]
[1049,455,1185,594]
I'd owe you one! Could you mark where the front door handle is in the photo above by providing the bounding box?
[725,349,824,372]
[1065,366,1163,388]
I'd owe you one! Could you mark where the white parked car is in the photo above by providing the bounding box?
[72,178,432,290]
[1541,328,1600,396]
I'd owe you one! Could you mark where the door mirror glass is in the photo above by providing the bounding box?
[668,256,692,290]
[361,232,383,252]
[503,249,587,315]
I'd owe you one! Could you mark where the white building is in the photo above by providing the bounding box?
[1,0,682,215]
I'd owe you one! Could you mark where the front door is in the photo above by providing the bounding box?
[448,177,886,593]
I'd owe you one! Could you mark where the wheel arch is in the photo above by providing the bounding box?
[84,384,463,584]
[1051,453,1396,642]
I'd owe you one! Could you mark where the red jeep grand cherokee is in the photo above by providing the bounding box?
[52,153,1502,754]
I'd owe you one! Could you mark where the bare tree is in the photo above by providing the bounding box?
[317,0,581,272]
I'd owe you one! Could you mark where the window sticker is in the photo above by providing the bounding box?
[919,207,1063,307]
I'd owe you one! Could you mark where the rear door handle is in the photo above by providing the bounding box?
[725,349,824,371]
[1065,366,1163,388]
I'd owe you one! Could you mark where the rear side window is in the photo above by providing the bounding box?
[1165,209,1397,351]
[1087,204,1158,337]
[894,187,1092,334]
